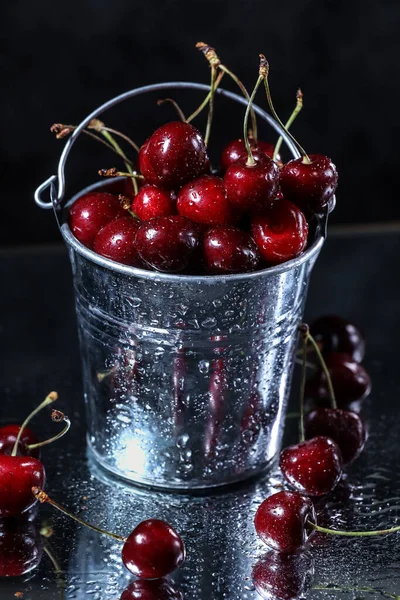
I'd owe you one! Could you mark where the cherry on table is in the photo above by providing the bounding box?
[305,408,366,465]
[120,578,183,600]
[132,185,177,221]
[254,490,316,553]
[122,519,185,579]
[138,121,209,189]
[0,455,45,517]
[224,154,279,212]
[220,138,277,172]
[310,315,365,362]
[251,198,308,265]
[68,192,126,248]
[0,425,40,459]
[280,154,338,213]
[177,175,234,226]
[202,225,261,274]
[252,550,314,600]
[280,436,343,497]
[135,215,200,273]
[93,216,141,266]
[0,519,43,576]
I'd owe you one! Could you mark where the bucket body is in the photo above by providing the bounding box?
[61,201,323,490]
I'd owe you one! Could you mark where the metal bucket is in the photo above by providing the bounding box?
[35,82,331,490]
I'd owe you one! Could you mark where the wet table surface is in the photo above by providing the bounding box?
[1,227,400,600]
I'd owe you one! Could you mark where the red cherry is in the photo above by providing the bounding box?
[121,519,185,579]
[251,199,308,265]
[138,122,208,189]
[305,408,366,465]
[254,491,316,553]
[310,315,365,363]
[280,154,338,213]
[68,192,126,248]
[0,425,39,459]
[0,520,43,577]
[93,216,141,266]
[220,138,276,172]
[135,216,200,273]
[177,175,233,226]
[252,551,314,600]
[280,436,343,497]
[120,578,183,600]
[306,352,372,407]
[0,456,45,517]
[224,155,279,212]
[202,225,261,274]
[132,185,176,221]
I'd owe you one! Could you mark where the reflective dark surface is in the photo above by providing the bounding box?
[1,228,400,599]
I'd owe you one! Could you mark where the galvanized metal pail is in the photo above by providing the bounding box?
[35,82,331,490]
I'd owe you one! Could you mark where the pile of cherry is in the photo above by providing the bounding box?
[66,52,338,275]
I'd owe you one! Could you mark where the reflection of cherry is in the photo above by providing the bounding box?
[120,578,183,600]
[0,519,43,576]
[0,425,39,458]
[252,551,314,600]
[310,315,365,362]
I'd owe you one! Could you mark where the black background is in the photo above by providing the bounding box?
[1,0,399,246]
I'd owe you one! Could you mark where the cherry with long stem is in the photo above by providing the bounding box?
[273,88,303,161]
[11,391,58,457]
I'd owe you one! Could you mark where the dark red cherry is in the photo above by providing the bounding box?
[280,436,343,496]
[251,198,308,265]
[93,216,141,266]
[132,185,176,221]
[138,122,208,189]
[224,155,279,212]
[120,578,183,600]
[220,138,276,172]
[305,408,366,465]
[252,551,314,600]
[306,352,372,407]
[202,225,261,274]
[0,425,39,459]
[68,192,126,248]
[0,520,43,576]
[177,175,233,225]
[121,519,185,579]
[310,315,365,363]
[135,216,200,273]
[280,154,338,213]
[0,456,45,517]
[254,491,316,553]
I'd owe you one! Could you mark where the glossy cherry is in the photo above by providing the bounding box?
[251,198,308,265]
[280,436,343,496]
[306,352,372,407]
[252,551,314,600]
[280,154,338,213]
[254,491,316,553]
[138,122,208,189]
[135,216,200,273]
[122,519,185,579]
[177,175,233,225]
[68,192,126,248]
[224,154,279,212]
[120,578,183,600]
[305,408,366,465]
[202,225,261,274]
[0,425,39,458]
[0,520,43,576]
[310,315,365,363]
[220,138,276,172]
[132,185,176,221]
[0,455,45,517]
[93,216,141,266]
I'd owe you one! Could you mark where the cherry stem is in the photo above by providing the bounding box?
[95,125,140,154]
[186,71,224,124]
[100,130,138,195]
[26,410,71,450]
[307,333,337,409]
[308,519,400,538]
[273,88,303,161]
[32,488,126,542]
[118,194,139,220]
[204,64,217,147]
[11,391,58,457]
[244,75,263,167]
[98,168,144,180]
[294,357,317,371]
[314,583,400,599]
[43,543,66,600]
[219,64,258,143]
[259,55,310,163]
[157,98,186,122]
[299,324,309,442]
[97,365,118,383]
